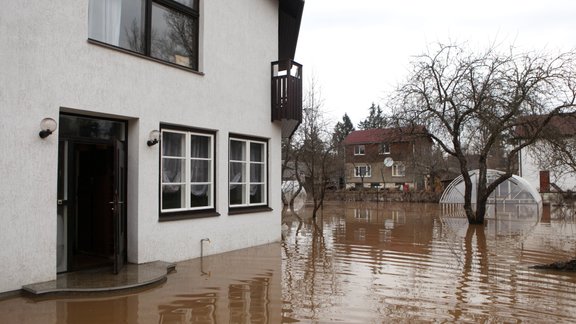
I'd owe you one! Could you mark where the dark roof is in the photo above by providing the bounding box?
[515,113,576,138]
[279,0,305,60]
[343,126,430,145]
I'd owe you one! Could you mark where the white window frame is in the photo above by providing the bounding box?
[354,165,372,178]
[160,128,215,213]
[392,162,406,177]
[354,145,365,155]
[229,137,268,208]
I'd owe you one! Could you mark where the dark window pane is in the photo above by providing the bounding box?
[191,135,210,158]
[59,115,126,141]
[250,185,263,204]
[190,160,209,182]
[230,140,245,161]
[173,0,198,10]
[250,143,264,162]
[230,162,244,183]
[250,164,263,182]
[163,158,184,183]
[191,185,209,207]
[162,132,185,157]
[230,184,245,205]
[151,3,198,69]
[162,184,184,209]
[88,0,145,54]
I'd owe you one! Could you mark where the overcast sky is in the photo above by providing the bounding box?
[295,0,576,127]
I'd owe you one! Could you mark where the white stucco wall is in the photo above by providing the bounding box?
[520,144,576,192]
[0,0,283,293]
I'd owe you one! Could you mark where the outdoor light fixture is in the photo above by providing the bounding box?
[147,130,160,146]
[39,117,57,139]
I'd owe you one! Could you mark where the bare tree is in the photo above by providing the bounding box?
[290,77,335,218]
[389,43,576,224]
[281,137,305,210]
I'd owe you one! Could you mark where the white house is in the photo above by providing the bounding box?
[0,0,304,294]
[517,114,576,195]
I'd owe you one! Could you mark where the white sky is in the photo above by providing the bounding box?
[295,0,576,127]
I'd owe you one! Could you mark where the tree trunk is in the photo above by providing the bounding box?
[469,166,488,224]
[469,203,486,224]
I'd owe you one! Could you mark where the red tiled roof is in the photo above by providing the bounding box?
[343,126,430,145]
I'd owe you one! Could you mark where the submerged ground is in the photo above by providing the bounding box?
[1,201,576,323]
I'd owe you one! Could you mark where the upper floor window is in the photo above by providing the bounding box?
[161,127,215,215]
[392,162,406,177]
[354,165,371,178]
[354,145,365,155]
[229,137,268,208]
[88,0,199,70]
[379,143,390,154]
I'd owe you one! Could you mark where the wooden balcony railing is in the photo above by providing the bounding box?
[271,60,302,138]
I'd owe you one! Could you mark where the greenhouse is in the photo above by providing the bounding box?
[440,169,542,206]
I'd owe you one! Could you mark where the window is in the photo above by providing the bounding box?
[229,137,268,208]
[354,165,371,178]
[392,162,405,177]
[379,143,390,154]
[354,145,365,155]
[161,127,215,214]
[88,0,199,70]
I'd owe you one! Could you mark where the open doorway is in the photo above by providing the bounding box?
[57,114,127,274]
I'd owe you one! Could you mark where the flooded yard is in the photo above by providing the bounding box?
[2,201,576,323]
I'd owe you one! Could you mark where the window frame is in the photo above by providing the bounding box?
[354,165,372,178]
[228,135,270,213]
[159,124,218,221]
[88,0,201,72]
[392,162,406,177]
[354,145,365,155]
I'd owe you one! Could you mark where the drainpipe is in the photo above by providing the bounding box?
[200,238,210,258]
[200,238,211,276]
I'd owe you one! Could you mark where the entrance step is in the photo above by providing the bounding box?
[22,261,175,296]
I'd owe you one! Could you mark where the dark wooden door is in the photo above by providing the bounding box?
[112,139,126,274]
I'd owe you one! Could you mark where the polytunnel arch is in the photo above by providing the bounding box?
[440,169,542,205]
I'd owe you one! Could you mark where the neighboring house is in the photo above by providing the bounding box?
[0,0,304,294]
[342,126,433,190]
[516,114,576,194]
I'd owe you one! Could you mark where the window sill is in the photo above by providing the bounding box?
[159,210,220,222]
[87,39,205,76]
[228,206,273,215]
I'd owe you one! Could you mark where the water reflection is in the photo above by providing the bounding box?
[2,202,576,323]
[0,244,281,324]
[282,202,576,323]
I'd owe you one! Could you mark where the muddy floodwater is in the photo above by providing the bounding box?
[2,202,576,323]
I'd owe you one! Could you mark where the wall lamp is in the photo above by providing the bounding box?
[147,130,160,146]
[39,117,57,139]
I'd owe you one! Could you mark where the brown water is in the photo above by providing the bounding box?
[282,202,576,323]
[1,202,576,323]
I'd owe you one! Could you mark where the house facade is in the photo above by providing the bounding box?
[517,114,576,194]
[0,0,303,294]
[343,127,433,190]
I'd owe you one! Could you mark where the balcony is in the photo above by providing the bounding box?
[272,60,302,138]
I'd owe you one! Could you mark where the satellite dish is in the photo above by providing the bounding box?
[384,157,394,167]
